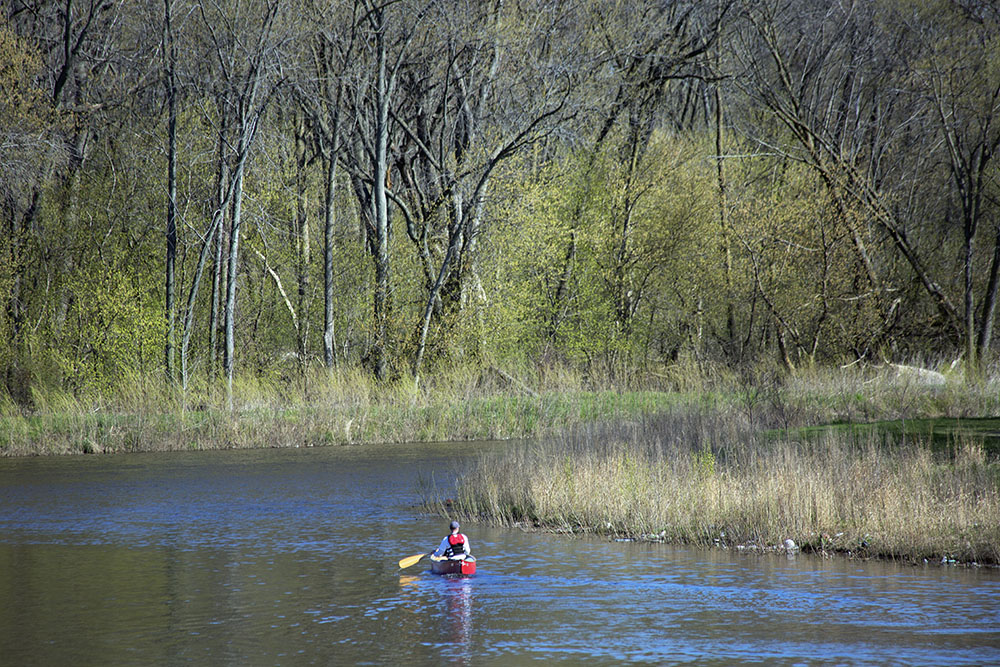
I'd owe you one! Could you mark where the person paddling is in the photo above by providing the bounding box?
[433,520,471,560]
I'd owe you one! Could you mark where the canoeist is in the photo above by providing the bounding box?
[433,520,472,560]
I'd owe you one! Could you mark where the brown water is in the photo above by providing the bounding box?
[0,442,997,665]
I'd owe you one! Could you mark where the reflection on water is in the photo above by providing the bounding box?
[445,577,473,662]
[0,443,998,665]
[399,574,421,589]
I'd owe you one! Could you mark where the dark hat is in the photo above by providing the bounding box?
[449,520,460,530]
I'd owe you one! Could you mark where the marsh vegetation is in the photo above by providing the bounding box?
[438,365,1000,565]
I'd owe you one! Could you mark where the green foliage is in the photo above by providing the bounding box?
[727,155,889,364]
[692,449,716,479]
[0,23,49,132]
[480,130,718,370]
[2,0,999,401]
[55,266,164,393]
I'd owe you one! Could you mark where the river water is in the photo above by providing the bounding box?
[0,442,997,665]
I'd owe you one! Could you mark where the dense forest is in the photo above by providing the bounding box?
[2,0,998,407]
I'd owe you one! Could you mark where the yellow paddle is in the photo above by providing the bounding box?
[398,553,429,569]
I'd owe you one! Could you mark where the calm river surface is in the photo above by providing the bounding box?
[1,442,998,665]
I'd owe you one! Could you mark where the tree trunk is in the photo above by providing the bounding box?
[206,119,228,380]
[413,215,462,378]
[371,13,392,382]
[322,146,338,369]
[611,121,643,340]
[163,0,178,384]
[714,82,735,356]
[965,210,977,371]
[180,201,225,391]
[294,113,310,371]
[977,227,1000,360]
[224,145,246,410]
[210,210,226,378]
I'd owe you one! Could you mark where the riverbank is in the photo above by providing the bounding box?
[4,361,1000,564]
[441,405,1000,566]
[429,363,1000,566]
[3,361,1000,458]
[0,365,687,455]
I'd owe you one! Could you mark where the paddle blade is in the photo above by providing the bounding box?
[398,553,426,569]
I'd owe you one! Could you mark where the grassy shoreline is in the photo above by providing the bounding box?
[439,409,1000,566]
[0,384,687,456]
[424,363,1000,567]
[6,361,1000,456]
[4,363,1000,566]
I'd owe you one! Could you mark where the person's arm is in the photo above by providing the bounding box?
[431,536,449,557]
[462,534,471,555]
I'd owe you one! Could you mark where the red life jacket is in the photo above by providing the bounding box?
[444,533,467,558]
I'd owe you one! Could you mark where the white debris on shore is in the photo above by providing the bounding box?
[887,363,947,386]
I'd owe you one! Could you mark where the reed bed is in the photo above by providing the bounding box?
[446,409,1000,565]
[0,365,684,455]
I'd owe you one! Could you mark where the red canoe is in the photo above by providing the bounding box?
[429,555,476,575]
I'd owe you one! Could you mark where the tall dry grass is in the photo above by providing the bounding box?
[447,409,1000,564]
[4,355,1000,477]
[0,364,683,455]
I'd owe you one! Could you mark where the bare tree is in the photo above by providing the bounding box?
[733,0,964,359]
[917,2,1000,369]
[295,0,360,370]
[387,0,576,378]
[338,0,430,381]
[546,0,726,362]
[0,15,58,404]
[192,0,288,405]
[163,0,179,383]
[2,0,135,392]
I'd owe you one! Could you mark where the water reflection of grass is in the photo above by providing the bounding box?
[445,409,1000,566]
[791,418,1000,456]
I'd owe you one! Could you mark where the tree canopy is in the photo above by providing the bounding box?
[2,0,998,403]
